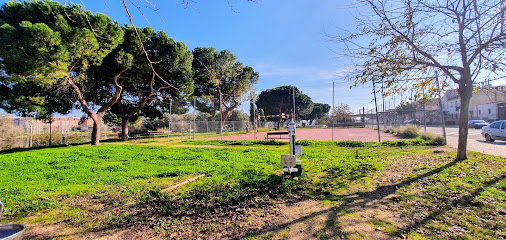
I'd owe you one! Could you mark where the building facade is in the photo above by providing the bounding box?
[441,85,506,122]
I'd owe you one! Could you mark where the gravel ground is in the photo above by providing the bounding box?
[203,128,399,142]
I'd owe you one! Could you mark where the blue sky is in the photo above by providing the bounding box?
[95,0,374,113]
[4,0,503,117]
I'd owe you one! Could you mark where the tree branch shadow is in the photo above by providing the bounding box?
[246,158,465,238]
[244,206,343,239]
[341,158,464,209]
[398,173,506,235]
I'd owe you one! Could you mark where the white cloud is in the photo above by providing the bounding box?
[251,62,353,84]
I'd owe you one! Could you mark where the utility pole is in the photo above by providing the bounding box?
[372,81,381,142]
[253,88,257,140]
[436,71,447,145]
[362,106,365,124]
[193,97,196,140]
[332,81,334,141]
[382,79,385,112]
[292,86,296,123]
[168,99,172,142]
[423,85,427,131]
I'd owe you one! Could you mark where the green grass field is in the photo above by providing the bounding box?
[0,139,504,239]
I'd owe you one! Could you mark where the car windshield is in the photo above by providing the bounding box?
[476,120,486,123]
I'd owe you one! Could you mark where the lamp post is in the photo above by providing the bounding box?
[168,98,172,142]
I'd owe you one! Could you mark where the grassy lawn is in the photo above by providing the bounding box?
[0,140,504,239]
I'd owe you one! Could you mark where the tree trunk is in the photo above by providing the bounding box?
[66,68,125,146]
[91,117,102,146]
[121,117,129,141]
[456,77,473,161]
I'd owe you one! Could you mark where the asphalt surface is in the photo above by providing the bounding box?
[425,126,506,158]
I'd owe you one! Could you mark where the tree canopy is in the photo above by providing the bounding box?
[256,85,313,127]
[301,103,331,120]
[192,47,258,128]
[93,26,193,140]
[0,0,124,145]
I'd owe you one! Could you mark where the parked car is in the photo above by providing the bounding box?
[403,119,420,125]
[481,120,506,142]
[468,120,488,129]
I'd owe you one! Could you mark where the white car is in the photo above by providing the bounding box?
[481,120,506,142]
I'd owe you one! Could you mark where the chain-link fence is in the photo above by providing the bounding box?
[361,106,449,138]
[0,96,259,150]
[0,118,254,150]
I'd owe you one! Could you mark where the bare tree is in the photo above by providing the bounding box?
[327,103,354,123]
[334,0,506,160]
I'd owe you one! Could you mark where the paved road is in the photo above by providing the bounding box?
[425,126,506,158]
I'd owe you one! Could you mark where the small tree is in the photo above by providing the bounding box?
[335,0,506,160]
[328,103,354,123]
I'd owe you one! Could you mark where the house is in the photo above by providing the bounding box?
[441,85,506,122]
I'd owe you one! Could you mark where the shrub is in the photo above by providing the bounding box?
[384,127,399,134]
[397,125,420,138]
[256,127,272,133]
[337,140,367,147]
[419,131,438,141]
[0,115,24,150]
[426,136,445,146]
[295,139,313,146]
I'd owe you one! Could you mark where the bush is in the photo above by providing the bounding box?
[419,131,438,141]
[397,125,420,138]
[426,136,445,146]
[295,139,313,146]
[256,127,272,133]
[337,140,367,147]
[0,115,24,150]
[384,127,399,134]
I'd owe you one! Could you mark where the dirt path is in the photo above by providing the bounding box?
[203,128,399,142]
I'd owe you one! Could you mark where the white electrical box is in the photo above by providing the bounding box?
[294,145,302,156]
[281,154,296,168]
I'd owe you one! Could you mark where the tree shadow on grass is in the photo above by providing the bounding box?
[334,157,505,238]
[397,173,506,236]
[83,172,309,239]
[0,138,124,154]
[340,159,464,209]
[246,158,470,239]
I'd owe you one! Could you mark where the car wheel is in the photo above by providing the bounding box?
[485,134,495,142]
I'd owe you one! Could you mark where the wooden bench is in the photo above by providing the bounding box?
[265,131,290,141]
[147,130,168,138]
